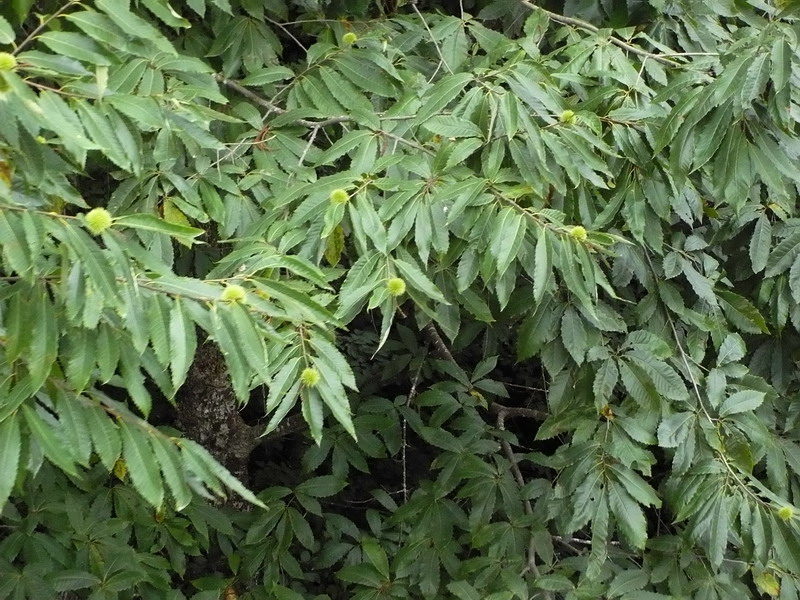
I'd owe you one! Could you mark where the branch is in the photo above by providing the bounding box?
[215,75,428,154]
[519,0,681,68]
[410,0,453,75]
[495,407,549,593]
[423,322,456,362]
[490,403,548,421]
[402,349,428,503]
[420,321,550,584]
[214,74,352,128]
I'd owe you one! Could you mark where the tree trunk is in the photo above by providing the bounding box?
[176,340,258,506]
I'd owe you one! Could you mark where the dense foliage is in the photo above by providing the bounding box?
[2,0,800,598]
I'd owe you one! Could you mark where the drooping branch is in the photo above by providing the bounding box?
[421,319,551,586]
[214,74,434,159]
[519,0,682,67]
[494,407,547,592]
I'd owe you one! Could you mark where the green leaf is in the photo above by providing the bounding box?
[38,32,112,65]
[169,298,196,391]
[362,537,390,579]
[558,241,596,316]
[147,295,171,367]
[607,569,648,598]
[0,416,21,510]
[626,352,688,400]
[351,193,387,254]
[717,290,769,334]
[447,581,481,600]
[28,283,58,391]
[337,563,384,587]
[22,404,78,476]
[333,53,397,97]
[790,255,800,304]
[489,207,526,278]
[608,480,647,549]
[766,229,800,278]
[518,296,560,361]
[593,359,619,408]
[265,379,301,435]
[148,275,220,301]
[301,387,324,445]
[740,53,769,108]
[319,66,379,128]
[120,421,164,508]
[717,333,745,366]
[658,412,696,448]
[115,213,204,243]
[412,73,473,126]
[139,0,191,28]
[85,402,121,471]
[254,279,342,327]
[608,464,661,508]
[771,38,791,93]
[75,101,132,170]
[533,231,552,304]
[534,575,574,592]
[422,115,482,139]
[0,377,36,422]
[561,306,588,365]
[181,438,266,508]
[219,302,270,383]
[295,475,345,498]
[444,138,483,171]
[55,391,91,467]
[693,103,733,170]
[49,571,102,592]
[771,517,800,574]
[287,506,314,549]
[0,211,32,277]
[150,435,192,510]
[313,358,356,439]
[392,257,448,304]
[266,358,302,414]
[240,66,294,86]
[95,0,175,53]
[309,335,357,391]
[719,390,765,417]
[0,16,14,44]
[107,95,165,130]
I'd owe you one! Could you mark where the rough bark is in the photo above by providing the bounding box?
[176,340,258,494]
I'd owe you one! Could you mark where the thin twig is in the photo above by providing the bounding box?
[267,17,308,53]
[495,407,548,592]
[25,81,91,98]
[421,320,549,588]
[214,74,351,128]
[410,0,454,75]
[641,249,767,508]
[378,130,434,155]
[503,381,548,393]
[641,250,711,422]
[14,0,79,55]
[402,350,427,503]
[297,126,319,167]
[519,0,681,67]
[660,52,720,57]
